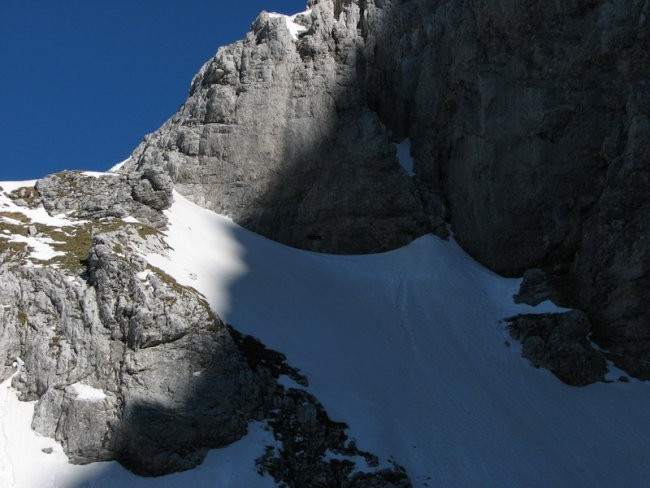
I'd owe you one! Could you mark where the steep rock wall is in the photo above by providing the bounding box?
[125,1,649,371]
[129,2,439,254]
[362,0,650,374]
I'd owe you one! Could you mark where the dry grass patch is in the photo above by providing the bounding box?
[0,212,31,223]
[6,186,40,207]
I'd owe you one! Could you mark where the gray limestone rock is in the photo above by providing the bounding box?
[125,2,440,254]
[514,269,559,307]
[36,169,172,228]
[1,175,247,471]
[0,228,269,473]
[130,168,174,211]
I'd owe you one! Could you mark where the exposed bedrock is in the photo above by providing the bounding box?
[128,2,442,254]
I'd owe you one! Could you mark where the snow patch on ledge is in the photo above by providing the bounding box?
[82,171,119,178]
[277,375,303,390]
[268,9,311,40]
[8,234,64,261]
[109,157,131,172]
[68,383,107,402]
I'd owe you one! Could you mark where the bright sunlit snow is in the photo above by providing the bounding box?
[6,234,63,261]
[268,10,311,40]
[82,171,120,178]
[2,183,650,487]
[108,158,131,173]
[68,383,107,402]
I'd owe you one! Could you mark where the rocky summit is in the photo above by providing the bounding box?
[1,1,649,487]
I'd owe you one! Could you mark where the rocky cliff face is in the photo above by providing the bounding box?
[126,0,650,377]
[362,0,650,378]
[1,172,265,474]
[127,1,443,255]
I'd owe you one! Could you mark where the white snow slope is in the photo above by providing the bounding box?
[2,183,650,487]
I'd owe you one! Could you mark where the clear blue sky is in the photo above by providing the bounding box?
[0,1,306,180]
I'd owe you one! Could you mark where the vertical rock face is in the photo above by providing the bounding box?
[128,1,442,254]
[364,0,650,375]
[126,0,650,376]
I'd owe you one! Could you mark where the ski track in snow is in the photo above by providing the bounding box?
[2,179,650,487]
[395,273,425,372]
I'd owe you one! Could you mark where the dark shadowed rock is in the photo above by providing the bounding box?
[514,269,559,307]
[359,0,649,373]
[507,311,608,386]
